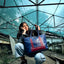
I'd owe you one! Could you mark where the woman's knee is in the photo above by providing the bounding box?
[15,43,24,50]
[34,53,46,63]
[15,43,24,58]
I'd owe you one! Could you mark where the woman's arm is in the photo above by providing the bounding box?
[21,27,26,35]
[35,24,40,30]
[33,25,42,36]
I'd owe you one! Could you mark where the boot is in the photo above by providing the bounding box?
[21,59,27,64]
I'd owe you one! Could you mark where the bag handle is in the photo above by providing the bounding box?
[30,25,39,37]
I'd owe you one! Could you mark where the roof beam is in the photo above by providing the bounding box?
[38,0,45,5]
[0,16,22,26]
[3,0,6,6]
[0,3,64,8]
[9,30,17,35]
[29,0,36,5]
[53,0,61,14]
[41,26,64,28]
[23,16,34,25]
[40,15,53,26]
[0,16,18,31]
[14,0,22,15]
[39,10,64,19]
[36,0,38,25]
[55,23,64,27]
[53,15,55,27]
[23,10,36,16]
[0,28,18,29]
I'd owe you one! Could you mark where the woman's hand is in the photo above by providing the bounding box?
[21,27,26,35]
[35,25,40,30]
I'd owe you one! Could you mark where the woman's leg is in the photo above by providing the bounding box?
[15,43,27,64]
[34,52,46,64]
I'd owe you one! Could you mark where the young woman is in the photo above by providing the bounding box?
[15,22,46,64]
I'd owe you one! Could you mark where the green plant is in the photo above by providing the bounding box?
[0,46,10,64]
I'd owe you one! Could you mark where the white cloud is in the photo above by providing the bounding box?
[15,18,19,23]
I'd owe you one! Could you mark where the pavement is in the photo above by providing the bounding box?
[10,55,55,64]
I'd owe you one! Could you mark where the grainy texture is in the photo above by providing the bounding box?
[10,55,55,64]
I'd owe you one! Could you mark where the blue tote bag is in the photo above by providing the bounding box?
[23,30,48,54]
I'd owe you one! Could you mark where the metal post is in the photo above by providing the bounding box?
[36,0,38,25]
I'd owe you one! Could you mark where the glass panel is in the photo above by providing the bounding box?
[0,8,21,21]
[61,0,64,3]
[0,17,7,25]
[0,29,11,35]
[0,0,4,6]
[55,5,64,17]
[0,0,64,38]
[40,15,54,28]
[0,23,8,28]
[39,5,58,14]
[20,6,36,16]
[15,0,23,5]
[5,0,16,6]
[55,16,64,26]
[41,27,49,31]
[7,23,17,29]
[24,11,37,25]
[38,0,42,3]
[10,18,22,27]
[31,0,36,3]
[0,29,8,35]
[39,11,52,26]
[42,0,60,4]
[9,29,17,38]
[10,31,17,38]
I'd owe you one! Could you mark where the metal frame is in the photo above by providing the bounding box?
[23,10,36,16]
[22,16,34,25]
[0,0,64,37]
[14,0,22,15]
[9,30,18,35]
[55,23,64,27]
[36,0,38,25]
[40,15,53,26]
[53,0,61,14]
[38,10,64,19]
[38,0,45,5]
[4,0,6,6]
[0,15,22,26]
[0,16,18,31]
[53,15,55,27]
[29,0,36,5]
[0,3,64,8]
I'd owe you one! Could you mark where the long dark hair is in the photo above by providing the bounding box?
[17,22,29,39]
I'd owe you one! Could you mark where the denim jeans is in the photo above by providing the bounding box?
[15,43,46,64]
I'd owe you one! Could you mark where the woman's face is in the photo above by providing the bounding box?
[21,23,29,31]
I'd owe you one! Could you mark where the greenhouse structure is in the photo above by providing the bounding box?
[0,0,64,64]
